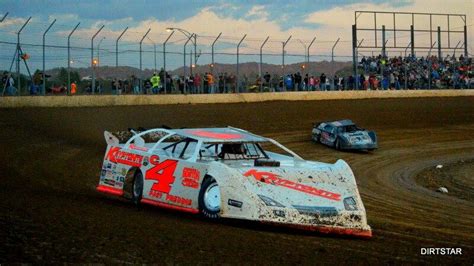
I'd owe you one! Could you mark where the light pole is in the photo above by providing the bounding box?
[96,37,105,87]
[97,37,105,65]
[297,39,307,63]
[163,31,175,94]
[42,19,56,95]
[146,36,157,73]
[166,27,198,75]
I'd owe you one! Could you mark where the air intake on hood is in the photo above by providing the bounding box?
[254,159,280,167]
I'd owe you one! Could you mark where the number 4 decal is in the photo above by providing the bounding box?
[145,155,178,194]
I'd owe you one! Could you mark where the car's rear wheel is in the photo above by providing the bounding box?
[132,171,143,205]
[198,177,220,219]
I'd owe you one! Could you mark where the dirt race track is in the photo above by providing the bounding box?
[0,96,473,264]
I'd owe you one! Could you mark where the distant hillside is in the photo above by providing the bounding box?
[46,61,352,80]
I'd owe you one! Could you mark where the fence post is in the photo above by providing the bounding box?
[42,19,56,96]
[352,24,357,90]
[139,28,151,92]
[91,25,104,94]
[67,22,80,95]
[183,34,193,94]
[259,36,269,92]
[282,35,292,76]
[410,25,415,57]
[236,34,247,93]
[331,38,340,62]
[382,25,386,57]
[331,38,340,90]
[437,26,442,60]
[163,31,174,94]
[0,12,8,22]
[211,32,222,77]
[464,25,468,57]
[16,17,31,96]
[307,36,316,69]
[428,41,436,90]
[116,27,128,68]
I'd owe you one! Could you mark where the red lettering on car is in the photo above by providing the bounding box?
[145,156,178,194]
[182,167,200,189]
[243,169,341,201]
[106,146,143,167]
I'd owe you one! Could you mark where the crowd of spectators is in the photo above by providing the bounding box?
[357,54,473,90]
[2,54,472,96]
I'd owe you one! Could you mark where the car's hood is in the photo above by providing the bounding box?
[232,159,361,209]
[342,131,373,144]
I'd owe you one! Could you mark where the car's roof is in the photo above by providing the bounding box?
[328,119,355,127]
[171,127,268,143]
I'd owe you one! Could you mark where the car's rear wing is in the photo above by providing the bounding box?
[104,131,120,146]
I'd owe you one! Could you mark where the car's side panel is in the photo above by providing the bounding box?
[98,144,146,194]
[319,124,337,146]
[141,154,209,211]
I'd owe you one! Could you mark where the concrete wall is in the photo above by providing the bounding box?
[1,90,473,108]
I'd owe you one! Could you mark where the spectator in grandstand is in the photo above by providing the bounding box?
[131,75,140,94]
[194,73,201,94]
[4,72,16,96]
[203,72,209,93]
[207,72,215,94]
[319,73,326,90]
[187,75,194,94]
[264,72,271,88]
[150,73,160,94]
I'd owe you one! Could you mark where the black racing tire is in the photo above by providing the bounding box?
[132,171,144,205]
[335,138,341,150]
[313,133,320,143]
[198,177,220,219]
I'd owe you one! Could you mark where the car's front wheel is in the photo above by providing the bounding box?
[132,171,144,205]
[312,132,320,142]
[335,138,341,150]
[198,177,221,219]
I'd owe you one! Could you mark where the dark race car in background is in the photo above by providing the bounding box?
[312,120,377,151]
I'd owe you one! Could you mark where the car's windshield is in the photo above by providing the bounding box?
[199,142,268,160]
[342,125,361,133]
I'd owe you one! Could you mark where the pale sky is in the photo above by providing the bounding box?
[0,0,472,71]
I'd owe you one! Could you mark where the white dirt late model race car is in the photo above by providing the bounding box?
[96,127,372,238]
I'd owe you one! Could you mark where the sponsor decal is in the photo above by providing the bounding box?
[104,179,115,186]
[145,155,178,194]
[166,194,192,206]
[149,189,164,199]
[181,167,200,189]
[149,189,192,206]
[228,199,243,208]
[106,163,112,169]
[105,171,113,179]
[100,169,107,177]
[106,146,143,167]
[130,144,149,151]
[243,169,341,201]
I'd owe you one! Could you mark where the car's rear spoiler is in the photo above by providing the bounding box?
[104,131,119,146]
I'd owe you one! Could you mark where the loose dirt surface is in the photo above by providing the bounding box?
[1,97,473,264]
